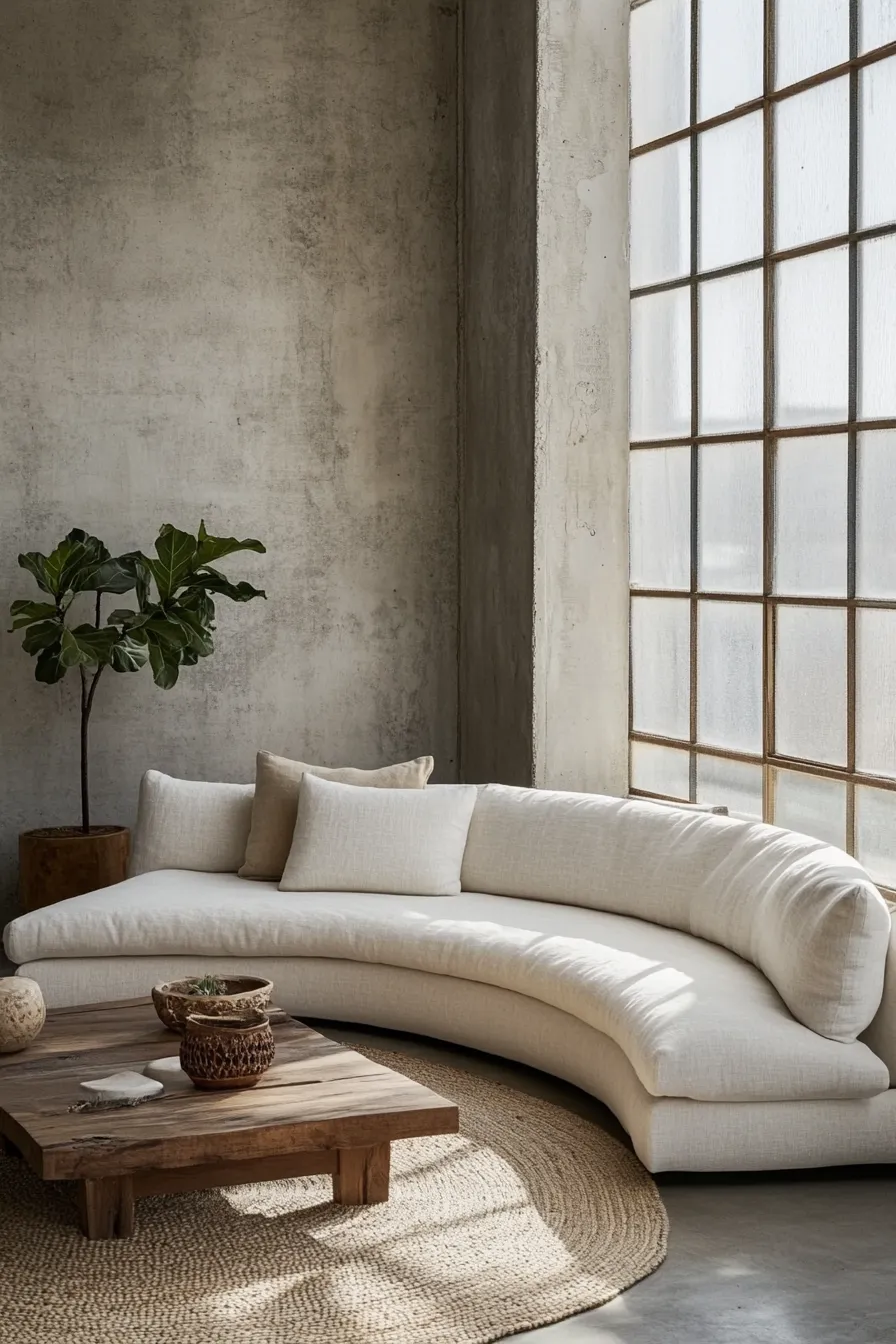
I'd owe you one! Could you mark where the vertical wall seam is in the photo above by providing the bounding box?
[455,0,466,783]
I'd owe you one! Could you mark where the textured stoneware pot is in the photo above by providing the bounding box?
[18,826,129,913]
[0,977,46,1053]
[179,1011,275,1090]
[152,976,274,1034]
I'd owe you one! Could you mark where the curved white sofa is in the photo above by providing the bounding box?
[5,782,895,1172]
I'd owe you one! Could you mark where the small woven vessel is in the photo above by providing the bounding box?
[179,1011,275,1090]
[151,976,273,1033]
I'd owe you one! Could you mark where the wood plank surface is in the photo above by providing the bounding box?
[0,998,459,1181]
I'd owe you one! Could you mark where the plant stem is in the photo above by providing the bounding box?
[79,663,105,833]
[77,592,105,832]
[79,666,89,832]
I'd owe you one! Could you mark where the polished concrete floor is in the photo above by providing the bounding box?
[317,1021,896,1344]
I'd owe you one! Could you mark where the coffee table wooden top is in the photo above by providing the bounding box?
[0,998,459,1181]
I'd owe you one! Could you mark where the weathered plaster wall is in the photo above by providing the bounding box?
[460,0,537,785]
[0,0,459,925]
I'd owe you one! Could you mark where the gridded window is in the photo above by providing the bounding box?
[628,0,896,886]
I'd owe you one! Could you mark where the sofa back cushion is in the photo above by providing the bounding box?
[861,903,896,1074]
[130,771,254,875]
[461,784,891,1042]
[280,774,478,896]
[239,751,434,881]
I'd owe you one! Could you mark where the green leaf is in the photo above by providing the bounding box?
[107,608,139,627]
[179,586,216,628]
[68,624,120,665]
[21,619,64,656]
[9,600,58,631]
[167,605,214,657]
[142,610,192,649]
[114,553,152,606]
[58,626,91,669]
[88,557,139,595]
[18,552,52,594]
[59,529,110,593]
[148,637,181,689]
[149,526,197,601]
[109,630,150,673]
[34,641,67,684]
[196,519,266,567]
[19,531,109,600]
[197,568,266,603]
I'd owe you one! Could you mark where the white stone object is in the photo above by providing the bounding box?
[80,1070,163,1102]
[0,976,46,1053]
[144,1056,192,1089]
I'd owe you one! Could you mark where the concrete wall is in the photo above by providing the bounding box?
[533,0,630,794]
[460,0,537,784]
[459,0,630,795]
[0,0,459,926]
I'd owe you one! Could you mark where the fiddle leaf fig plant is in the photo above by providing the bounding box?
[10,522,266,832]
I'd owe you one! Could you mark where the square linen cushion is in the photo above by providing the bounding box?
[130,770,255,875]
[239,751,434,881]
[279,773,478,897]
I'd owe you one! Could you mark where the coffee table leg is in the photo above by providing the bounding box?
[77,1176,135,1239]
[333,1143,391,1205]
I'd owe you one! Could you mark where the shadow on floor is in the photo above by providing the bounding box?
[309,1018,896,1344]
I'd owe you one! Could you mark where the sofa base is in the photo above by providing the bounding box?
[17,955,896,1173]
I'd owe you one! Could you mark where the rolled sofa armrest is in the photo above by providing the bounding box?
[861,901,896,1080]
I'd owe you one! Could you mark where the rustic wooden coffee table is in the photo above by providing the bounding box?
[0,997,459,1240]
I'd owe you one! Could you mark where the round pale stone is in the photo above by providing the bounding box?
[0,977,46,1054]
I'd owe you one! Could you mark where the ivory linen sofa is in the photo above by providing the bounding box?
[5,774,896,1172]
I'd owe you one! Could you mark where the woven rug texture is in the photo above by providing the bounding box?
[0,1046,668,1344]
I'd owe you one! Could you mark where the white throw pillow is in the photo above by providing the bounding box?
[130,770,254,875]
[279,775,478,897]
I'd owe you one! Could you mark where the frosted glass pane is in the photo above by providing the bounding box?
[856,610,896,777]
[697,601,763,752]
[631,0,691,148]
[857,431,896,598]
[630,447,691,589]
[860,59,896,228]
[775,606,847,765]
[631,741,691,799]
[775,249,849,428]
[861,0,896,51]
[630,143,691,290]
[856,786,896,886]
[775,78,849,251]
[631,597,691,739]
[696,754,763,817]
[859,235,896,420]
[699,113,764,272]
[631,288,692,441]
[699,0,764,120]
[772,770,847,848]
[699,271,763,433]
[776,0,849,88]
[774,435,848,596]
[699,442,763,593]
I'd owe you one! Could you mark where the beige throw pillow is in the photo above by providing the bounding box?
[279,774,478,896]
[239,751,434,881]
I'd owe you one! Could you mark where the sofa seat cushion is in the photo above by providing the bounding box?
[4,872,888,1105]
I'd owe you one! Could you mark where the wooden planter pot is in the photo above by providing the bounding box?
[18,827,130,913]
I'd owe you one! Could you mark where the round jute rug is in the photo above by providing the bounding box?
[0,1046,667,1344]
